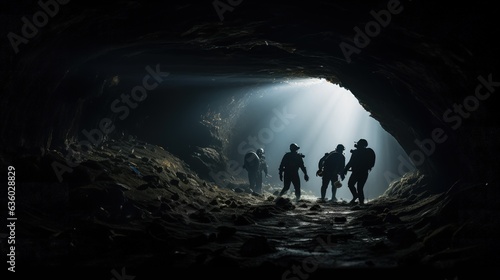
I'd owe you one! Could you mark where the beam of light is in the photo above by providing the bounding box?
[246,78,413,201]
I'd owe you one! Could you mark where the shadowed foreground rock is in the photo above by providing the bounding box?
[4,138,498,279]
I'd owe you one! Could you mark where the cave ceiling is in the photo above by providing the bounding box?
[1,0,499,186]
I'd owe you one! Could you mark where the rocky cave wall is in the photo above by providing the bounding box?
[1,0,499,192]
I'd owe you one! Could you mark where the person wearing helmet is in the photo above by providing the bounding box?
[318,144,346,203]
[278,143,309,202]
[342,139,376,206]
[255,148,268,194]
[243,148,269,194]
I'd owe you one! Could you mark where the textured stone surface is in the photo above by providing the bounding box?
[1,1,499,278]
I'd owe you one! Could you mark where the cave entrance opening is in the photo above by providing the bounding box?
[226,77,414,201]
[112,70,414,202]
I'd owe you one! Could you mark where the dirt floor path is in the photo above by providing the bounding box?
[11,138,466,279]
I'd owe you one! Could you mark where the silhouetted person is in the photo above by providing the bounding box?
[243,150,260,193]
[278,143,309,202]
[318,144,346,202]
[255,148,268,194]
[342,139,376,205]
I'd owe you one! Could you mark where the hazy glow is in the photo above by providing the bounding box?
[245,78,412,201]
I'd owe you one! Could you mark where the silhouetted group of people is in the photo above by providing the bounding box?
[316,139,376,205]
[243,139,376,205]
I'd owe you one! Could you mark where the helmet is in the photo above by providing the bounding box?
[256,148,264,156]
[335,144,345,152]
[289,143,300,151]
[355,139,368,148]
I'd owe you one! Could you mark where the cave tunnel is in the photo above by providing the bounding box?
[1,0,500,279]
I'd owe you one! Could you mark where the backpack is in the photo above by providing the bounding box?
[243,152,260,170]
[359,148,376,170]
[318,153,329,170]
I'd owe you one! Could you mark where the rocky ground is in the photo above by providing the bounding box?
[3,137,499,279]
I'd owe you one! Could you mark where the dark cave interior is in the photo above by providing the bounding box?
[1,0,500,279]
